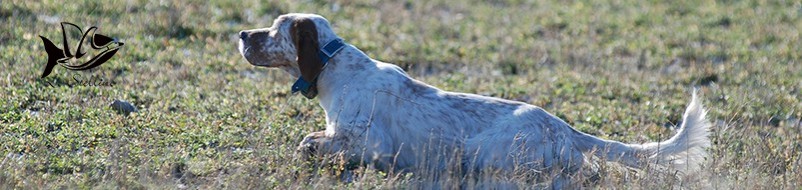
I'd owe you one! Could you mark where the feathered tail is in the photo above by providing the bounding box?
[573,90,712,172]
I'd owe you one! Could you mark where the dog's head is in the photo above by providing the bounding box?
[238,13,334,80]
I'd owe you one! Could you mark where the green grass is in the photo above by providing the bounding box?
[1,0,801,189]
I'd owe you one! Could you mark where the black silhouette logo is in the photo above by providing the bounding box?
[39,22,124,78]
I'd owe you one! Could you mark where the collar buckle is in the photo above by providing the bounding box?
[292,38,346,99]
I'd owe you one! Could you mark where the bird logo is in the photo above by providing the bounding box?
[39,22,124,78]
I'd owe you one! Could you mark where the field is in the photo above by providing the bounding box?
[1,0,801,189]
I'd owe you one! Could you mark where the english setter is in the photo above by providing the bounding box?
[238,13,711,187]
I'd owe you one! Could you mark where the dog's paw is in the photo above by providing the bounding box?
[297,131,328,160]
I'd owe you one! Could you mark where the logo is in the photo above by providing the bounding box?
[39,22,124,78]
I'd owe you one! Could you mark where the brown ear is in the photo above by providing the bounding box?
[291,18,323,83]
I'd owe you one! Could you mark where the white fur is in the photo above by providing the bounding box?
[239,13,712,186]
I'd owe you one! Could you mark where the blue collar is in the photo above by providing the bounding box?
[291,38,346,98]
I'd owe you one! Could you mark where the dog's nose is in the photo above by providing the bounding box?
[239,31,248,40]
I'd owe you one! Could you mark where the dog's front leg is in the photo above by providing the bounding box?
[296,131,357,182]
[296,123,384,168]
[297,131,331,160]
[296,130,353,164]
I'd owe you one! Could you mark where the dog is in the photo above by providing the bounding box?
[238,13,711,187]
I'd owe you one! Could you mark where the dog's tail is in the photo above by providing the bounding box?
[572,90,711,173]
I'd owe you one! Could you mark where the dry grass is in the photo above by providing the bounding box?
[1,0,801,189]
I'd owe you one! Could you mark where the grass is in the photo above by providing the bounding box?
[1,0,801,189]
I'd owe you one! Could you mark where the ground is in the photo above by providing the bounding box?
[0,0,800,189]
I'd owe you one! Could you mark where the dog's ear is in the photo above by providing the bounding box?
[291,17,323,83]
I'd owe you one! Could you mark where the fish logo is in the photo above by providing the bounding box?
[39,22,124,78]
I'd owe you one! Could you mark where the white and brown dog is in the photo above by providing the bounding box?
[238,13,711,187]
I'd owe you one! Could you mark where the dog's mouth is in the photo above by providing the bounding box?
[239,40,267,68]
[238,39,249,61]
